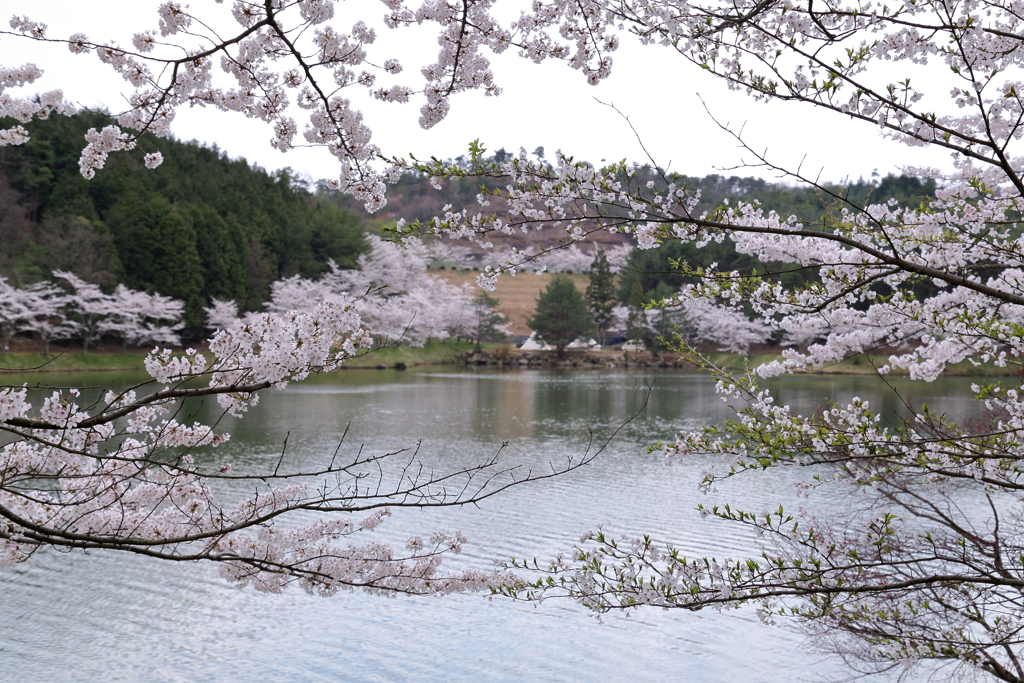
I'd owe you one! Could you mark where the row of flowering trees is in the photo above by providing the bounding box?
[0,238,500,354]
[0,271,183,354]
[2,244,781,355]
[487,244,634,274]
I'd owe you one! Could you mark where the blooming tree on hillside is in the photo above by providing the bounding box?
[204,298,242,333]
[1,274,183,354]
[321,238,476,344]
[53,272,187,352]
[202,240,477,344]
[678,300,773,354]
[487,244,633,274]
[7,0,1024,679]
[53,270,115,352]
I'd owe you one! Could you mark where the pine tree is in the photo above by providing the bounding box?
[153,210,205,332]
[528,275,593,359]
[586,248,616,346]
[625,279,650,349]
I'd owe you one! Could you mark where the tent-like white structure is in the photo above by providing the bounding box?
[518,331,552,351]
[519,333,601,351]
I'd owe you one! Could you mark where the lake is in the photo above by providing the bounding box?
[0,367,979,682]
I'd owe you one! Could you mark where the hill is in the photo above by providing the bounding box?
[0,111,367,330]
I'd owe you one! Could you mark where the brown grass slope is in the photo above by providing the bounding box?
[434,270,589,335]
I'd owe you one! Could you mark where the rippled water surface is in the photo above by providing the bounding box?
[1,368,980,682]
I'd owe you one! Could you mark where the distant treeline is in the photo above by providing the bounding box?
[0,119,938,330]
[0,111,366,330]
[615,170,938,303]
[322,146,938,304]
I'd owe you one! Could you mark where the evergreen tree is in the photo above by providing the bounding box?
[651,305,691,353]
[528,275,593,359]
[625,279,651,349]
[586,248,616,346]
[153,211,206,332]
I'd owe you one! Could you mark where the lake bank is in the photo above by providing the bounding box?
[459,347,1018,377]
[1,341,1016,376]
[0,339,482,374]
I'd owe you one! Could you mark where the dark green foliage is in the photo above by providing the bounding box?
[17,215,120,286]
[152,211,206,332]
[586,248,617,345]
[0,110,367,333]
[617,170,938,303]
[625,279,651,348]
[529,275,594,359]
[184,203,246,304]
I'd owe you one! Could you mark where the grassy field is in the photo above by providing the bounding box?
[0,340,484,374]
[343,338,483,368]
[0,350,149,374]
[434,269,588,335]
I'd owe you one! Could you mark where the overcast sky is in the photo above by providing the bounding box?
[1,1,953,186]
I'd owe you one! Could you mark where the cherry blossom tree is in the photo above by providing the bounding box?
[103,284,185,352]
[383,4,1024,682]
[54,270,117,352]
[0,276,38,353]
[7,0,1024,678]
[536,244,596,273]
[18,280,70,355]
[320,239,476,344]
[206,243,476,345]
[265,273,344,316]
[204,298,242,333]
[678,299,773,354]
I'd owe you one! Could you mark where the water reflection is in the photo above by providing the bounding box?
[0,367,978,682]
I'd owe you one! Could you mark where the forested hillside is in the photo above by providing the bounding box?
[326,147,935,227]
[322,147,937,305]
[0,111,366,329]
[615,171,938,302]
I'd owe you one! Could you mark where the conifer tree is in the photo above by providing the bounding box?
[586,248,616,346]
[528,275,593,359]
[625,279,650,349]
[153,211,205,332]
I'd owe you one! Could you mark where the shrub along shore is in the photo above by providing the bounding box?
[0,340,1016,377]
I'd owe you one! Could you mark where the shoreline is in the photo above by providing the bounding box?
[1,343,1017,378]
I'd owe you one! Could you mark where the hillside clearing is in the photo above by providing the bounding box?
[433,269,589,335]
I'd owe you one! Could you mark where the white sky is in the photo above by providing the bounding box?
[1,1,954,186]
